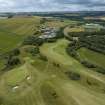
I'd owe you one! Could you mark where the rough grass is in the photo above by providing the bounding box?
[0,17,41,36]
[0,17,41,54]
[0,31,24,53]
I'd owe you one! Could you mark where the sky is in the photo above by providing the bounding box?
[0,0,105,12]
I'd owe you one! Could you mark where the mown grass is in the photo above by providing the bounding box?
[40,39,105,91]
[0,38,105,105]
[2,64,28,86]
[41,83,66,105]
[78,48,105,69]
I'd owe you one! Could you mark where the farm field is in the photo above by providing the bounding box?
[45,19,76,28]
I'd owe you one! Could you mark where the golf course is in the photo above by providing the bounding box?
[0,16,105,105]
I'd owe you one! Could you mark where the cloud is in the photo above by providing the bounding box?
[0,0,105,12]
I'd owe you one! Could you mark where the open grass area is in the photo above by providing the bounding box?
[40,39,105,89]
[0,31,24,53]
[0,16,41,54]
[2,64,29,86]
[0,16,105,105]
[0,38,105,105]
[0,17,41,36]
[78,48,105,69]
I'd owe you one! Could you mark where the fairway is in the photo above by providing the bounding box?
[78,48,105,69]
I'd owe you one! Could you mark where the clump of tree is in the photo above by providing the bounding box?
[66,40,82,58]
[25,47,39,56]
[65,71,81,80]
[46,38,57,43]
[66,26,105,75]
[8,14,13,18]
[39,54,48,61]
[40,18,47,24]
[81,61,97,68]
[9,48,20,56]
[67,28,105,55]
[6,56,21,67]
[93,67,105,74]
[23,36,44,46]
[56,26,66,38]
[4,48,21,69]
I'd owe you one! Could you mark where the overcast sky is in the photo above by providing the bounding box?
[0,0,105,12]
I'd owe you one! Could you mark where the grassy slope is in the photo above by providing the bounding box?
[2,64,29,86]
[0,31,24,53]
[0,18,105,105]
[0,17,41,54]
[78,48,105,69]
[0,38,105,105]
[40,39,105,105]
[0,17,41,36]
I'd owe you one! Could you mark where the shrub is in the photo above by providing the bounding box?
[39,54,48,61]
[23,36,44,46]
[65,71,80,80]
[6,56,21,67]
[81,61,96,68]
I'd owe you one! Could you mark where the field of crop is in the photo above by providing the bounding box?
[78,48,105,69]
[69,27,85,32]
[45,19,76,28]
[84,16,105,21]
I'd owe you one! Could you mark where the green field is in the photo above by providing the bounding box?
[0,17,41,54]
[0,17,105,105]
[0,31,24,53]
[78,48,105,69]
[0,38,105,105]
[0,17,41,35]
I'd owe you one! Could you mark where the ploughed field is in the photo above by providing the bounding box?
[0,17,105,105]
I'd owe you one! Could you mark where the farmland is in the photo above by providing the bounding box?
[0,14,105,105]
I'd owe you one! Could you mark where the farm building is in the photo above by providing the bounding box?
[39,26,57,39]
